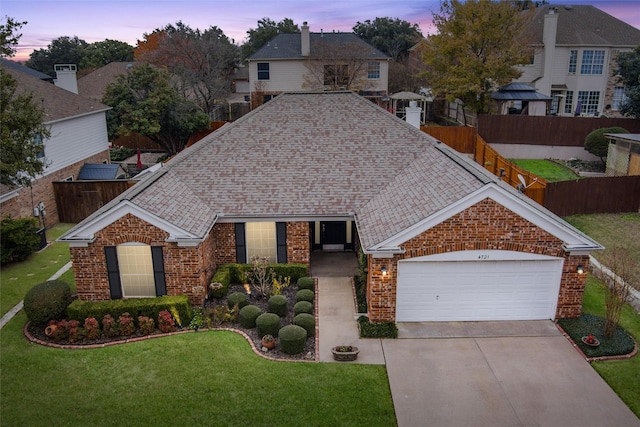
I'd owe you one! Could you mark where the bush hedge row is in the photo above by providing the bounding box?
[358,316,398,338]
[67,296,192,328]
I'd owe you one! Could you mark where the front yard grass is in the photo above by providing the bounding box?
[578,275,640,417]
[0,223,75,317]
[510,159,580,182]
[0,312,396,426]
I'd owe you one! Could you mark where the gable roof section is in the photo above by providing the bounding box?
[59,91,600,253]
[2,63,110,123]
[248,32,388,60]
[78,61,144,102]
[78,163,126,180]
[528,5,640,47]
[1,58,53,81]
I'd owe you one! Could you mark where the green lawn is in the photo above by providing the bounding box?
[510,159,580,182]
[0,312,396,426]
[581,276,640,417]
[0,223,75,317]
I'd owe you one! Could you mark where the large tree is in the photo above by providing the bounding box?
[80,39,134,70]
[353,17,423,62]
[420,0,534,113]
[616,46,640,118]
[26,36,87,77]
[135,22,239,117]
[102,64,210,155]
[1,17,50,186]
[241,18,299,59]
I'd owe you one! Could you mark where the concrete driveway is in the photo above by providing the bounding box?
[313,253,640,427]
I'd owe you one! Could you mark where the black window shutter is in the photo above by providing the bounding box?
[104,246,122,299]
[235,223,246,264]
[152,246,166,296]
[276,222,287,264]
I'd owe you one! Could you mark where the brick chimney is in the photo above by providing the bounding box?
[53,64,78,94]
[301,22,310,57]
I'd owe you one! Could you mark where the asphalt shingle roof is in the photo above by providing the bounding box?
[529,5,640,47]
[2,62,110,123]
[78,164,125,180]
[103,91,489,247]
[78,62,144,102]
[248,32,389,60]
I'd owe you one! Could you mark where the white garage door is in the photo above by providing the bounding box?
[396,250,564,322]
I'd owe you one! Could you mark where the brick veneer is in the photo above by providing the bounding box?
[366,198,589,322]
[286,221,311,264]
[0,151,109,225]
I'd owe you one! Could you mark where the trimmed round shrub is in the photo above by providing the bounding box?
[23,280,73,326]
[294,300,313,316]
[297,276,314,290]
[584,126,628,162]
[268,295,288,317]
[294,313,315,337]
[296,288,315,303]
[279,324,307,355]
[256,313,281,337]
[239,305,262,328]
[227,292,248,310]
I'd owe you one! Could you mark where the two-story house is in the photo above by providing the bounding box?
[0,60,111,225]
[246,22,389,106]
[516,5,640,117]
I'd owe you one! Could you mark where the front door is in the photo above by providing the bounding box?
[321,221,346,251]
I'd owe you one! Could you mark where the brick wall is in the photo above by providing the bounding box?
[1,151,109,226]
[287,221,310,264]
[367,198,588,322]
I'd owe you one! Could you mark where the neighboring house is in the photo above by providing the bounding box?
[246,23,389,106]
[516,5,640,117]
[605,133,640,176]
[0,61,111,224]
[58,91,602,325]
[492,83,553,116]
[77,61,145,102]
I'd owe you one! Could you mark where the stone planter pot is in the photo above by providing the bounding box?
[581,336,600,347]
[332,346,359,361]
[262,337,276,350]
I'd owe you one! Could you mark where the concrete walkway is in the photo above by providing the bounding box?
[313,252,640,427]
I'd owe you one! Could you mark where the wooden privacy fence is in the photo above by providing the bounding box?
[422,126,476,153]
[54,181,133,223]
[543,176,640,216]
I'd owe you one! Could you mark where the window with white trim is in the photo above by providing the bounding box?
[612,87,627,110]
[117,244,156,297]
[564,91,573,114]
[246,222,277,263]
[34,133,45,159]
[577,91,600,115]
[568,50,577,74]
[257,63,270,80]
[580,50,605,75]
[367,61,380,79]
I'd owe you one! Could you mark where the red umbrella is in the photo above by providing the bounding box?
[136,149,142,168]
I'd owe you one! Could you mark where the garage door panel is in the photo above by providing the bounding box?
[396,254,563,322]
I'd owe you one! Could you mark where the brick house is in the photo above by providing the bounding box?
[59,91,602,323]
[0,60,111,225]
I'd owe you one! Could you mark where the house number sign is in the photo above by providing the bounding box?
[477,254,490,260]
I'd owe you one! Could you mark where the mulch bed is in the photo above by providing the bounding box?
[24,282,317,362]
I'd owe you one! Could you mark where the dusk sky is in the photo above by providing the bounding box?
[3,0,640,62]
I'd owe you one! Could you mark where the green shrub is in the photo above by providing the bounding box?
[294,300,313,316]
[227,292,248,310]
[293,313,315,337]
[109,146,135,161]
[268,295,288,317]
[584,126,628,164]
[239,305,262,328]
[297,276,314,290]
[23,280,73,326]
[67,295,192,327]
[279,324,307,355]
[354,275,367,313]
[1,217,40,265]
[209,263,308,298]
[256,312,281,337]
[358,316,398,338]
[296,289,314,303]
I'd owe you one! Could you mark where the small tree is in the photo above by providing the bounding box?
[248,256,274,298]
[584,126,628,167]
[595,246,638,338]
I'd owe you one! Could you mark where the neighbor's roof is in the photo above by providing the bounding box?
[78,62,145,102]
[389,91,429,100]
[1,58,54,81]
[1,63,110,123]
[248,32,388,60]
[78,163,126,180]
[492,83,553,101]
[527,5,640,47]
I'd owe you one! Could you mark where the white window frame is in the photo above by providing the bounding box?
[257,63,270,80]
[580,50,605,75]
[577,91,600,115]
[612,87,627,110]
[367,61,380,79]
[568,50,577,74]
